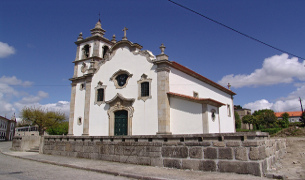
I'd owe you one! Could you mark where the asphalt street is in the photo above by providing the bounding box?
[0,142,131,180]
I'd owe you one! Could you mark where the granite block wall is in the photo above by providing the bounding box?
[40,132,286,177]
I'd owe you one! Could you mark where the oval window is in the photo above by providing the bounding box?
[116,74,128,87]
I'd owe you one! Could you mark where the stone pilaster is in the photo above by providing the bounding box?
[82,77,92,136]
[155,56,171,134]
[92,40,100,57]
[75,45,80,61]
[73,64,78,78]
[73,45,80,78]
[68,83,77,135]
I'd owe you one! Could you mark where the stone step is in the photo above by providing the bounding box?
[26,146,39,152]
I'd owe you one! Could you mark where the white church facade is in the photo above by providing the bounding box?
[68,20,236,136]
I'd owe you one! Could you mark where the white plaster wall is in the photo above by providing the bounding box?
[169,68,235,133]
[207,104,220,133]
[73,83,86,136]
[170,97,203,134]
[89,46,158,136]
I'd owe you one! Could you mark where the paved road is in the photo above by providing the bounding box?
[0,145,131,180]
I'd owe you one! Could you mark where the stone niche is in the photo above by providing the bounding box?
[42,132,286,177]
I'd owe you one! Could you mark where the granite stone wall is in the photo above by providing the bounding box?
[41,132,286,177]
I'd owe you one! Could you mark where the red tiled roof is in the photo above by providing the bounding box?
[167,92,225,107]
[274,111,303,118]
[169,61,236,96]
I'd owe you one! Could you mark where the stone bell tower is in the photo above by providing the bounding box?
[68,19,115,136]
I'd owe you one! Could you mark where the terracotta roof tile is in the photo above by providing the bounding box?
[274,111,303,117]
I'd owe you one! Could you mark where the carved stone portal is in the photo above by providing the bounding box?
[106,93,135,136]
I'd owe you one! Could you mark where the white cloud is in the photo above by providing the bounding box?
[40,101,70,118]
[243,99,273,112]
[219,54,305,88]
[244,84,305,112]
[0,76,32,87]
[0,76,70,119]
[0,42,15,58]
[17,91,49,105]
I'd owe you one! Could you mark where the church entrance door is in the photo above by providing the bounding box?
[114,110,128,135]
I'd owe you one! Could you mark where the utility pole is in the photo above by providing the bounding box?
[299,97,304,112]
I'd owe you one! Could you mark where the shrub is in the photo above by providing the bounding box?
[235,112,241,129]
[260,128,282,135]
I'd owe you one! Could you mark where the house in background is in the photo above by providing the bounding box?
[0,115,16,141]
[275,111,303,123]
[68,20,236,136]
[15,125,41,136]
[234,106,253,130]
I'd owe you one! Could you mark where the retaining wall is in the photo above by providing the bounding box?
[11,136,41,151]
[42,132,285,177]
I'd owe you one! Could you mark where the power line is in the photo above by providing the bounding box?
[168,0,305,60]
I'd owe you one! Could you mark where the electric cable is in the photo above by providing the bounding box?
[168,0,305,60]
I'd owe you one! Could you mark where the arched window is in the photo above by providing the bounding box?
[82,44,90,58]
[102,46,109,58]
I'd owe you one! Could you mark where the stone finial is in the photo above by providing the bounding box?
[95,19,102,28]
[156,43,169,61]
[91,20,106,36]
[227,83,231,90]
[111,34,117,43]
[77,32,83,41]
[122,27,128,40]
[160,44,166,54]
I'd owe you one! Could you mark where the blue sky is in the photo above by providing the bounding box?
[1,0,305,119]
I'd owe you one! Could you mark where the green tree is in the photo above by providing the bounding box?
[46,121,69,135]
[242,114,254,130]
[21,107,66,135]
[253,109,277,128]
[278,112,289,128]
[234,111,241,129]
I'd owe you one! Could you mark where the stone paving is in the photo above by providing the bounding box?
[0,141,269,180]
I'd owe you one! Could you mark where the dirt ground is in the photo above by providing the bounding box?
[268,136,305,179]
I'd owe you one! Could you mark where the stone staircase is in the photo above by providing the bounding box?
[26,146,39,152]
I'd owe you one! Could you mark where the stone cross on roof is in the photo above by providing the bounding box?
[122,27,128,40]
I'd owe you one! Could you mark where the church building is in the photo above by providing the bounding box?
[68,20,236,136]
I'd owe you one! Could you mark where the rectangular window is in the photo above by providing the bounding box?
[141,82,149,97]
[97,88,104,102]
[227,104,231,117]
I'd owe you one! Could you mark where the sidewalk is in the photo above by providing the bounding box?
[0,141,268,180]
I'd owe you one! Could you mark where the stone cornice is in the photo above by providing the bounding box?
[109,40,143,53]
[69,73,94,83]
[105,93,135,105]
[72,56,103,63]
[167,92,225,107]
[75,36,114,46]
